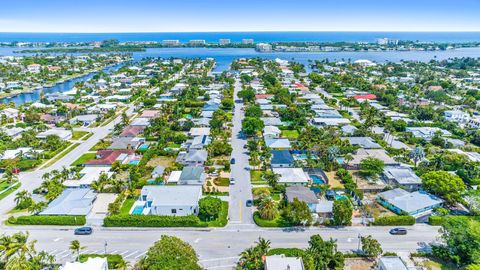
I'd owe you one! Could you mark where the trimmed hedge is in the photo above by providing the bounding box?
[104,214,207,227]
[8,215,86,226]
[253,212,292,227]
[428,215,480,226]
[267,248,306,257]
[79,254,124,269]
[370,216,415,226]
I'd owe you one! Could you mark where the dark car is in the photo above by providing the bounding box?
[389,228,407,235]
[246,200,253,207]
[230,158,236,164]
[74,227,93,235]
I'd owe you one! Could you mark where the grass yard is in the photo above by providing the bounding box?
[90,139,111,151]
[120,198,137,215]
[281,129,299,139]
[41,143,80,169]
[213,177,230,187]
[250,170,267,185]
[71,131,90,140]
[0,182,20,201]
[146,156,175,168]
[412,257,456,270]
[71,153,97,166]
[166,142,181,148]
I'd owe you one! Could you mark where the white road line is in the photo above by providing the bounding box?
[55,250,69,256]
[60,253,71,259]
[194,238,201,243]
[200,256,239,262]
[110,250,119,254]
[119,250,129,256]
[134,251,147,259]
[124,250,139,258]
[53,238,62,242]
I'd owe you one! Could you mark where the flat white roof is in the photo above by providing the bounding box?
[167,170,182,183]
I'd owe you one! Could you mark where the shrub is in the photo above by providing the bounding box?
[253,212,292,227]
[104,214,205,227]
[267,248,306,257]
[370,216,415,226]
[428,215,480,226]
[8,215,86,226]
[79,254,124,269]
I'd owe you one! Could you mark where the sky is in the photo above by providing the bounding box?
[1,0,479,33]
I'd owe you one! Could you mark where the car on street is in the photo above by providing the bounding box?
[389,228,407,235]
[74,227,93,235]
[230,158,236,164]
[230,178,235,185]
[246,200,253,207]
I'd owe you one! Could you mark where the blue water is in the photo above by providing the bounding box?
[129,160,140,165]
[1,32,480,43]
[131,205,144,215]
[138,144,149,151]
[310,175,325,184]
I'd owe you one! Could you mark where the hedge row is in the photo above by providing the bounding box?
[428,215,480,226]
[253,212,292,227]
[79,254,124,269]
[8,215,86,226]
[104,214,207,227]
[370,216,415,226]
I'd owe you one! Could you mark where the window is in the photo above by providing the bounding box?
[171,209,176,214]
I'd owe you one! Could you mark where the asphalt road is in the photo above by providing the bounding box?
[228,78,254,226]
[0,225,440,269]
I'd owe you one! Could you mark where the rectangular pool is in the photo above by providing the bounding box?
[131,205,144,215]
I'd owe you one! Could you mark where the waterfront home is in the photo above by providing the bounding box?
[176,150,208,166]
[63,166,112,188]
[406,127,452,141]
[36,128,72,140]
[1,108,19,120]
[270,150,295,168]
[61,257,108,270]
[382,166,422,191]
[265,138,291,149]
[344,137,381,149]
[45,93,74,103]
[40,188,96,216]
[272,168,309,186]
[377,188,442,217]
[134,185,202,216]
[264,255,305,270]
[69,114,99,126]
[178,166,207,186]
[84,150,134,166]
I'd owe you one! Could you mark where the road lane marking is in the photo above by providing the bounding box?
[239,200,243,221]
[194,238,201,243]
[119,250,129,256]
[199,256,239,262]
[205,264,237,269]
[134,251,147,259]
[124,250,139,258]
[53,238,62,242]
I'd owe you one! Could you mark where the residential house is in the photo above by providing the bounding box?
[382,166,422,191]
[61,257,108,270]
[444,110,470,123]
[84,150,134,166]
[265,138,291,149]
[345,137,381,149]
[271,150,295,168]
[120,126,145,137]
[377,188,443,217]
[272,168,310,186]
[349,149,398,169]
[130,117,150,126]
[135,185,202,216]
[1,108,19,120]
[285,186,318,212]
[176,150,208,166]
[264,255,305,270]
[189,127,211,136]
[178,166,207,185]
[406,127,451,141]
[263,126,281,139]
[36,128,72,140]
[184,135,211,150]
[40,188,96,216]
[108,137,144,150]
[69,114,99,126]
[63,166,112,188]
[151,165,165,179]
[261,117,284,126]
[377,256,409,270]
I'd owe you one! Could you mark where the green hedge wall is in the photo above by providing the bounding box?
[8,215,86,226]
[79,254,124,269]
[370,216,415,226]
[103,214,206,227]
[428,215,480,226]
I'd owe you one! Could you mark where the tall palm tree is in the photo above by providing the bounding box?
[14,190,30,207]
[69,240,85,261]
[5,253,31,270]
[255,237,271,254]
[115,259,131,270]
[258,197,278,220]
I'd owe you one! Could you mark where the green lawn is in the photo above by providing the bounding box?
[71,153,97,166]
[71,131,90,140]
[250,170,267,185]
[41,143,80,169]
[90,140,111,151]
[0,182,20,201]
[120,198,136,215]
[281,129,299,139]
[253,211,292,227]
[214,177,230,187]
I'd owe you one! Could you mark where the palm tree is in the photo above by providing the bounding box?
[14,190,31,208]
[255,237,271,254]
[344,153,353,167]
[258,197,278,220]
[5,253,31,270]
[263,172,279,189]
[409,146,425,168]
[115,259,131,270]
[327,146,340,161]
[69,240,85,261]
[28,202,47,215]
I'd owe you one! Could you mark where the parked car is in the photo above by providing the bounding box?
[246,200,253,207]
[74,227,93,235]
[230,158,236,164]
[230,178,236,185]
[389,228,407,235]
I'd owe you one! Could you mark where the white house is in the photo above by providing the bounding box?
[36,128,72,140]
[135,185,202,216]
[272,168,310,186]
[61,257,108,270]
[443,110,470,123]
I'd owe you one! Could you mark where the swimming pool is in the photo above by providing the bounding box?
[131,205,144,215]
[310,175,325,184]
[294,154,319,160]
[129,160,140,165]
[336,157,345,164]
[335,194,348,200]
[138,144,149,151]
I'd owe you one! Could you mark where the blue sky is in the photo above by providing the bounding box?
[1,0,479,32]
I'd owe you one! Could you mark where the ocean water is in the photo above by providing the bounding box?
[1,32,480,43]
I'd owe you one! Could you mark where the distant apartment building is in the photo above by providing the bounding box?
[256,43,273,52]
[376,38,399,45]
[162,40,180,46]
[242,38,254,45]
[189,40,206,45]
[219,39,231,45]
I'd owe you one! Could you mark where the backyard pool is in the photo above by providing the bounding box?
[335,194,348,200]
[310,175,325,184]
[294,154,319,160]
[128,160,140,165]
[336,157,345,164]
[138,144,149,151]
[131,205,144,215]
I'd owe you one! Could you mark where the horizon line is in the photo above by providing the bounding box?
[1,30,480,34]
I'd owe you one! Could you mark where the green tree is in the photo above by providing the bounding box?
[409,146,425,168]
[284,198,313,225]
[332,199,353,226]
[307,235,344,270]
[198,196,222,220]
[69,240,84,261]
[360,235,383,257]
[258,197,278,220]
[14,190,33,210]
[245,105,262,118]
[359,157,385,177]
[137,235,202,270]
[421,171,466,205]
[242,117,264,136]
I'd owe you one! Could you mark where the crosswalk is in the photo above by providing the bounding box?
[46,248,148,262]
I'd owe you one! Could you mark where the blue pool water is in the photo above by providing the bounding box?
[129,160,140,165]
[132,206,144,215]
[295,154,319,160]
[335,195,348,200]
[138,144,149,151]
[336,157,345,164]
[310,175,325,184]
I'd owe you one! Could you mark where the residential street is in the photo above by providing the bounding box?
[228,78,254,226]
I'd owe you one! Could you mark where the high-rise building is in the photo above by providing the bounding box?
[162,40,180,46]
[219,39,231,45]
[242,38,254,45]
[255,43,272,52]
[189,40,206,45]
